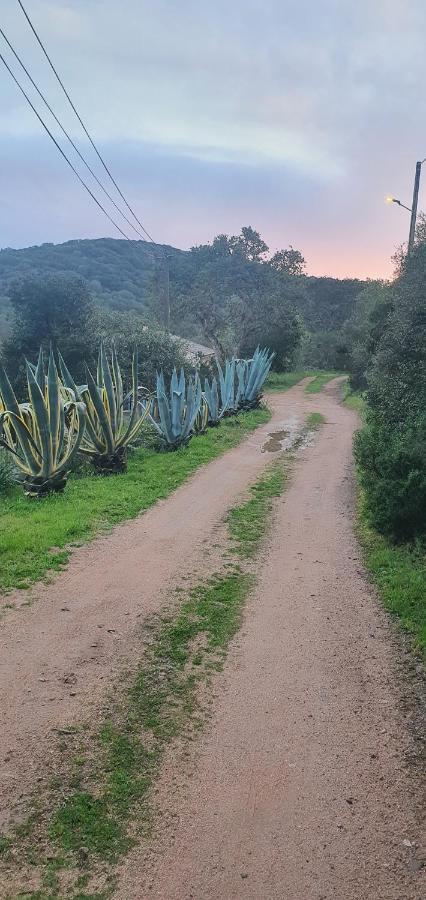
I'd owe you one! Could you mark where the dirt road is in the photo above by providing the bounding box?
[1,379,424,898]
[116,380,425,900]
[0,380,309,829]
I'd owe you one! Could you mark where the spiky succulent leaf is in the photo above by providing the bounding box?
[0,347,85,495]
[150,369,202,448]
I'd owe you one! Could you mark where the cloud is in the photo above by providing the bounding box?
[0,0,425,276]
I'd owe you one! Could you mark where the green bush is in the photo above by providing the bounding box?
[355,418,426,541]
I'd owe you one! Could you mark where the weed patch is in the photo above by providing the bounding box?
[306,412,326,429]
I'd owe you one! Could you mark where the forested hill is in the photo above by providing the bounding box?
[0,236,366,344]
[0,238,177,319]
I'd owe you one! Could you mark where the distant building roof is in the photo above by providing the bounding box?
[171,335,215,361]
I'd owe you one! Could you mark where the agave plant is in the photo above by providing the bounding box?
[237,347,275,410]
[216,358,240,415]
[204,376,228,425]
[0,348,85,496]
[193,395,209,435]
[150,368,202,449]
[59,342,150,474]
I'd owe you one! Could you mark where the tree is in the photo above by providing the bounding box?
[270,246,306,276]
[173,244,305,368]
[191,226,269,264]
[1,274,94,392]
[231,226,269,262]
[342,281,394,389]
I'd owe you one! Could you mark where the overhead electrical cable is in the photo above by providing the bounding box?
[0,51,132,241]
[17,0,156,244]
[0,27,148,240]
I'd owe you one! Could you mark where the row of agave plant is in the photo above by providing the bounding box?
[0,345,274,497]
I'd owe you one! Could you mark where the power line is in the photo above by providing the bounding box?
[17,0,156,245]
[0,27,148,241]
[10,35,150,244]
[0,51,132,241]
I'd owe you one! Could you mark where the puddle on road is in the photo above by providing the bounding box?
[261,417,300,453]
[262,430,289,452]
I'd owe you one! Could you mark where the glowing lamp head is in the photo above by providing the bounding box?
[385,196,394,204]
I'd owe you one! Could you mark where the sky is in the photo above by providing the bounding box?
[1,0,426,278]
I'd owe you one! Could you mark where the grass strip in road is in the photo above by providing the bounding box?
[0,458,290,899]
[306,412,326,429]
[305,371,345,393]
[265,371,307,392]
[0,408,270,595]
[357,495,426,660]
[228,460,287,558]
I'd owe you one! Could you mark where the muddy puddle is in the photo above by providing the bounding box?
[262,418,300,453]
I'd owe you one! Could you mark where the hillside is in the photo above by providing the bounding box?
[0,237,366,344]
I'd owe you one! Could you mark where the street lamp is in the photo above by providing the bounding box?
[386,157,426,251]
[385,196,412,212]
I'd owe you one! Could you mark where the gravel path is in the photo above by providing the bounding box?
[116,380,425,900]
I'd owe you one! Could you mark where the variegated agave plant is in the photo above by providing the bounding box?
[0,348,85,496]
[150,368,202,449]
[193,395,209,435]
[59,342,150,474]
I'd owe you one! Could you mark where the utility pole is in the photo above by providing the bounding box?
[164,250,170,333]
[408,160,422,252]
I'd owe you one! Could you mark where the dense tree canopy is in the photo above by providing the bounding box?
[1,275,94,390]
[0,230,368,373]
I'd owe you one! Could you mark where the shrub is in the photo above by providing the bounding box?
[355,417,426,541]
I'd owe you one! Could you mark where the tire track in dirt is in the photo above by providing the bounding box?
[0,380,313,831]
[116,380,425,900]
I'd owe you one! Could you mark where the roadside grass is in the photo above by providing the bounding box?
[0,408,270,595]
[342,383,366,414]
[349,391,425,657]
[0,457,290,898]
[306,412,326,429]
[357,492,426,661]
[304,371,346,393]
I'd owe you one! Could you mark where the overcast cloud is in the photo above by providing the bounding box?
[1,0,425,276]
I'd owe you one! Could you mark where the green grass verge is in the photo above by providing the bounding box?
[342,383,366,414]
[304,371,346,393]
[357,495,426,660]
[0,408,270,594]
[1,458,289,898]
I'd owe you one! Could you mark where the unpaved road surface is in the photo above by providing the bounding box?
[117,380,425,900]
[1,379,424,899]
[0,380,309,829]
